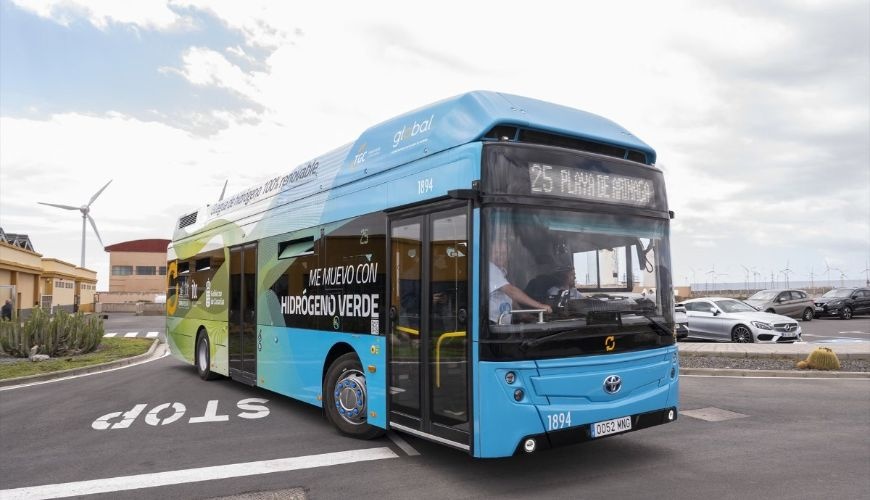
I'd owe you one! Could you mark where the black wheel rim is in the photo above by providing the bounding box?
[734,326,752,343]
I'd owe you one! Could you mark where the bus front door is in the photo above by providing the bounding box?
[388,204,470,450]
[229,243,257,385]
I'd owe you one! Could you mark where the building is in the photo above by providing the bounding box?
[102,239,169,303]
[0,228,98,317]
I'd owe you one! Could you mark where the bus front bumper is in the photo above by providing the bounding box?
[514,407,678,455]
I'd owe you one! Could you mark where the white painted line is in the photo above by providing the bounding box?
[145,331,159,338]
[0,447,398,499]
[103,333,118,338]
[124,332,139,338]
[387,431,420,456]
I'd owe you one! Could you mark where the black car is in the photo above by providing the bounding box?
[813,287,870,319]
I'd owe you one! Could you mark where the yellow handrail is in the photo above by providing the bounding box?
[395,326,419,336]
[435,331,466,388]
[392,326,467,388]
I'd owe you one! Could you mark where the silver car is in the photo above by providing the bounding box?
[745,289,815,321]
[679,297,802,343]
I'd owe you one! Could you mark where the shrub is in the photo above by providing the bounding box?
[795,347,841,371]
[0,308,104,358]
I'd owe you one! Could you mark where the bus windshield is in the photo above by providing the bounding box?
[483,206,674,360]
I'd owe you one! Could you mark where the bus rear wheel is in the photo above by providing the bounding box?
[196,331,218,381]
[324,353,384,439]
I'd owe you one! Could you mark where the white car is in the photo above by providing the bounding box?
[677,297,801,343]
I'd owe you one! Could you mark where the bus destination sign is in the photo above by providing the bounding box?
[528,163,655,207]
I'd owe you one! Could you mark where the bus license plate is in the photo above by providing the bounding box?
[591,416,632,438]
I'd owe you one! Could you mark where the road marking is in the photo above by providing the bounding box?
[0,447,398,499]
[124,332,139,338]
[146,331,159,338]
[386,431,420,456]
[103,333,117,338]
[681,407,748,422]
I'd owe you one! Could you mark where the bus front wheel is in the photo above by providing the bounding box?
[324,353,384,439]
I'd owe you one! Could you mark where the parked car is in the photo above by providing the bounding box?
[745,289,815,321]
[813,287,870,319]
[677,297,801,343]
[675,304,689,340]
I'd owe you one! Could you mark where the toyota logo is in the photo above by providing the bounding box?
[603,375,622,394]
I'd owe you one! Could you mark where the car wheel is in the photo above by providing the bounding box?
[323,353,384,439]
[196,330,218,381]
[841,306,853,320]
[731,325,754,343]
[802,308,814,321]
[765,309,775,314]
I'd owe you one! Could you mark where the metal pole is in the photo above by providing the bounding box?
[81,213,87,268]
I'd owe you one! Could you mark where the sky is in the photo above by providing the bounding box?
[1,0,868,291]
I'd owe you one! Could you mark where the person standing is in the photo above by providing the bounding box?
[1,299,13,321]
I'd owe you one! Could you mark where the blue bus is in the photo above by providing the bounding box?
[166,91,678,458]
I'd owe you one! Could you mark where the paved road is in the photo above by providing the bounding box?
[1,347,868,499]
[800,316,870,343]
[101,314,166,341]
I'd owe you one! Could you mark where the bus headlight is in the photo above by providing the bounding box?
[505,371,516,384]
[513,389,524,402]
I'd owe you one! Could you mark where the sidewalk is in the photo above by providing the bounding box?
[678,341,870,378]
[678,341,870,360]
[0,340,165,389]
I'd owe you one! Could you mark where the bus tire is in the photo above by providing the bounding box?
[324,353,384,439]
[196,331,218,381]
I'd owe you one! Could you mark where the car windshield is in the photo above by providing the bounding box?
[714,299,757,313]
[482,206,674,359]
[821,289,854,298]
[748,291,778,301]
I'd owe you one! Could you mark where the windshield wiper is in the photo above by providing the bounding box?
[640,313,674,337]
[520,326,580,349]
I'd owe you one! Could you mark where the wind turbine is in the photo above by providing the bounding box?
[780,260,794,288]
[861,259,870,286]
[38,180,112,268]
[823,259,833,288]
[740,265,752,294]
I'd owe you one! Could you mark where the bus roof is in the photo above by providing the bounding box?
[173,91,656,237]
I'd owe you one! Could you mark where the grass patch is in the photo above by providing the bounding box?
[0,337,154,380]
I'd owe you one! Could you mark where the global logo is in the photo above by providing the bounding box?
[393,114,435,148]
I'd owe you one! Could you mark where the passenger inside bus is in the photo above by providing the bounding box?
[525,266,584,305]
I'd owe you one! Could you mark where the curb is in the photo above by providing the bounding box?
[679,351,870,361]
[0,339,163,388]
[680,367,870,378]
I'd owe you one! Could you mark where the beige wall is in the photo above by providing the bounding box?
[0,242,43,313]
[0,244,98,315]
[40,258,98,312]
[109,251,167,293]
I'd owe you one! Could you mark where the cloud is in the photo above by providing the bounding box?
[10,0,189,30]
[1,1,868,289]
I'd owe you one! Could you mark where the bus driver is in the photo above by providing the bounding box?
[489,241,552,324]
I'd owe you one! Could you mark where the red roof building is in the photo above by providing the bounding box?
[105,239,170,293]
